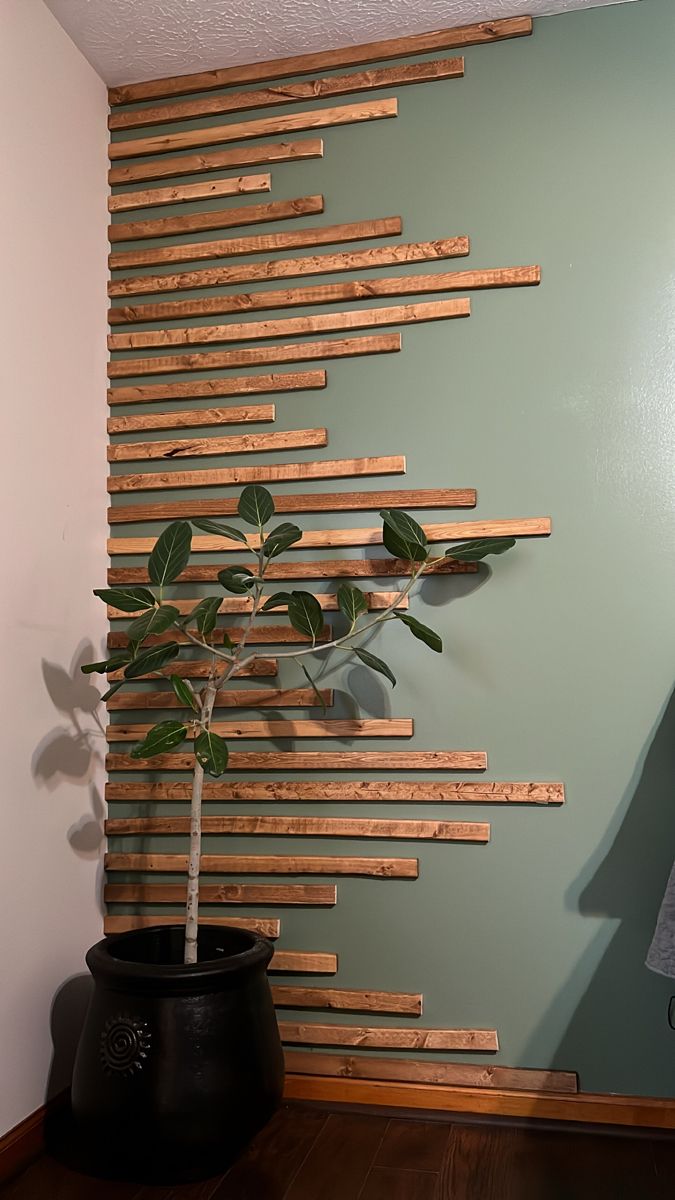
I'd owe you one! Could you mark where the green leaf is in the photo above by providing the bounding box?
[147,521,192,587]
[130,720,187,759]
[262,522,303,559]
[300,662,327,714]
[123,641,181,679]
[337,584,367,624]
[238,484,275,528]
[100,680,125,703]
[195,729,229,777]
[353,647,396,688]
[170,675,200,713]
[395,612,443,653]
[192,518,248,545]
[380,509,428,563]
[93,586,156,612]
[126,604,180,644]
[288,591,324,642]
[260,591,294,612]
[183,596,222,638]
[445,537,516,562]
[218,566,255,594]
[81,653,131,675]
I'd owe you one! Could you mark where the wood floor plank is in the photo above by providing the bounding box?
[104,781,565,805]
[103,853,419,878]
[107,404,276,435]
[107,370,327,406]
[104,883,337,905]
[107,426,328,463]
[375,1119,450,1172]
[0,1154,142,1199]
[107,333,401,378]
[283,1112,389,1200]
[107,558,474,583]
[107,452,405,494]
[108,489,475,524]
[361,1166,439,1200]
[108,137,324,187]
[108,171,272,212]
[209,1105,328,1200]
[279,1024,498,1051]
[109,195,323,242]
[105,686,334,710]
[105,817,488,843]
[105,751,487,772]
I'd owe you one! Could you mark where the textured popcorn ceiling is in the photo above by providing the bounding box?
[44,0,637,86]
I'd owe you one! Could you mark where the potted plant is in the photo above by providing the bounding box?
[71,485,514,1181]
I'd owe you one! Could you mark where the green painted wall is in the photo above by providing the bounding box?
[108,0,675,1096]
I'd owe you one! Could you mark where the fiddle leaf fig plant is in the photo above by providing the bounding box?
[86,485,515,965]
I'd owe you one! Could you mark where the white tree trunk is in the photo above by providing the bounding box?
[184,678,217,965]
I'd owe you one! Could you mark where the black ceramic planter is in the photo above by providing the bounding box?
[71,923,284,1183]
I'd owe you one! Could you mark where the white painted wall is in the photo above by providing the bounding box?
[0,0,108,1137]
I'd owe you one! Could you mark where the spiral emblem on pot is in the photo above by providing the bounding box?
[100,1015,151,1077]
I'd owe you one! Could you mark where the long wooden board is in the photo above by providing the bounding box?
[108,138,324,187]
[106,626,332,649]
[279,1023,498,1052]
[108,17,531,104]
[106,719,412,742]
[105,816,489,841]
[107,593,404,618]
[103,853,419,877]
[109,517,551,554]
[273,988,422,1016]
[108,172,272,213]
[107,658,278,681]
[107,426,328,463]
[105,781,565,805]
[284,1050,578,1093]
[108,489,475,525]
[109,266,538,325]
[104,915,280,937]
[106,751,487,772]
[272,951,337,973]
[108,558,475,583]
[106,687,334,711]
[107,333,401,379]
[109,99,397,161]
[107,403,276,435]
[109,194,324,243]
[104,883,337,905]
[108,238,468,301]
[110,60,464,131]
[107,451,405,494]
[109,216,402,271]
[108,370,326,405]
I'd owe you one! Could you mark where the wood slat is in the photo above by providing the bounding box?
[109,194,324,242]
[109,99,398,161]
[106,751,487,771]
[284,1051,578,1094]
[105,686,334,710]
[109,266,538,324]
[108,137,324,187]
[109,517,550,554]
[108,172,272,213]
[279,1023,498,1052]
[104,853,419,877]
[107,426,328,463]
[110,60,464,130]
[105,816,489,841]
[108,489,475,524]
[104,883,337,905]
[108,17,532,104]
[107,658,277,680]
[108,298,470,354]
[273,988,422,1016]
[107,369,326,405]
[107,333,401,379]
[108,237,468,301]
[105,781,565,805]
[272,951,336,973]
[106,626,332,648]
[109,216,402,270]
[107,403,276,435]
[108,558,475,583]
[107,451,405,493]
[105,719,412,742]
[104,914,280,936]
[107,593,405,617]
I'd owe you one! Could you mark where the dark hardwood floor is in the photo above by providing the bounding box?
[3,1104,675,1199]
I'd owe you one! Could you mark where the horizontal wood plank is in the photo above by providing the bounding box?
[107,593,404,617]
[284,1051,577,1093]
[279,1023,498,1052]
[108,489,474,524]
[106,750,487,771]
[106,686,334,710]
[107,403,276,435]
[104,853,419,877]
[105,815,489,841]
[108,237,468,300]
[105,781,565,805]
[107,658,277,680]
[107,451,405,493]
[108,172,271,212]
[108,558,475,583]
[272,951,337,973]
[110,60,463,130]
[108,17,531,104]
[104,914,280,936]
[106,625,332,649]
[109,194,324,242]
[109,137,324,187]
[108,370,326,405]
[107,426,328,462]
[273,988,422,1016]
[106,719,411,742]
[104,883,337,905]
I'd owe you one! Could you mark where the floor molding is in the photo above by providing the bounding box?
[0,1093,67,1185]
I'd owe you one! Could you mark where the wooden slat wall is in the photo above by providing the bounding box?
[105,816,490,841]
[107,404,277,435]
[106,751,487,771]
[104,882,337,905]
[108,172,272,213]
[106,592,405,617]
[108,489,476,524]
[279,1023,498,1051]
[105,781,565,804]
[108,138,324,186]
[105,687,336,710]
[284,1051,577,1093]
[108,194,324,241]
[107,558,477,583]
[107,426,329,463]
[105,719,413,741]
[107,370,327,405]
[107,453,406,494]
[104,853,420,877]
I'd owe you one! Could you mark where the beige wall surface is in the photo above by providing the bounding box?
[0,0,108,1136]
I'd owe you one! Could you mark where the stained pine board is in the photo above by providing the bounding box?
[108,238,468,301]
[106,593,404,617]
[109,216,402,271]
[107,369,327,405]
[109,266,538,325]
[108,172,272,212]
[108,558,475,583]
[284,1051,578,1093]
[104,883,337,905]
[108,17,531,104]
[107,490,475,524]
[107,451,405,493]
[106,687,334,710]
[106,751,487,771]
[108,137,324,187]
[272,988,422,1016]
[108,99,398,161]
[103,852,419,877]
[105,781,565,805]
[107,426,328,463]
[106,625,332,648]
[272,951,336,973]
[107,403,276,435]
[107,333,401,379]
[105,816,489,841]
[110,60,464,130]
[107,299,470,353]
[106,719,411,741]
[107,658,277,680]
[279,1023,498,1052]
[109,517,551,554]
[109,194,324,242]
[104,915,280,936]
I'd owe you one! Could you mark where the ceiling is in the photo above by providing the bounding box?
[44,0,636,87]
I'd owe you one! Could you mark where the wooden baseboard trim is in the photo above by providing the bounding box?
[283,1074,675,1131]
[0,1093,67,1184]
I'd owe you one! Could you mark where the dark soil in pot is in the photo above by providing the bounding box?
[70,923,284,1183]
